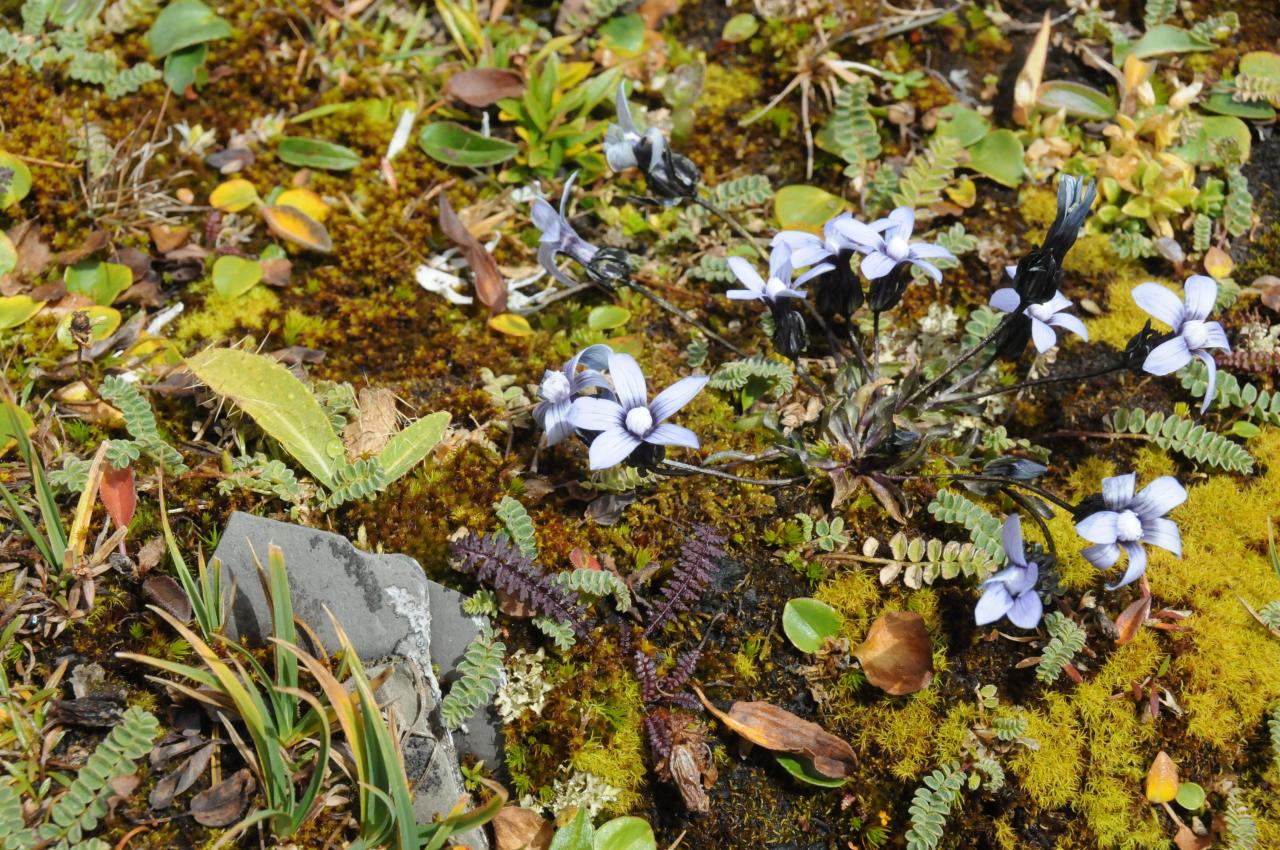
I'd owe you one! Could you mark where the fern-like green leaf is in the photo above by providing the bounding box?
[825,80,881,171]
[1224,790,1259,850]
[1192,213,1213,251]
[532,616,576,651]
[904,762,966,850]
[891,135,961,210]
[709,356,795,400]
[38,707,158,846]
[495,496,538,558]
[927,490,1006,565]
[1106,407,1254,474]
[688,254,736,284]
[440,626,506,730]
[217,454,303,502]
[1179,360,1280,426]
[98,376,187,473]
[1268,705,1280,773]
[1110,230,1156,259]
[555,568,631,612]
[1143,0,1175,29]
[0,781,34,850]
[1035,612,1086,684]
[320,458,388,509]
[876,532,998,588]
[705,174,772,211]
[1225,165,1254,237]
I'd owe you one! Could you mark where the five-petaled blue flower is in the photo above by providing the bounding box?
[1075,472,1186,590]
[990,269,1089,354]
[1132,275,1231,413]
[568,353,708,470]
[725,251,810,303]
[974,514,1044,630]
[838,207,954,283]
[534,344,612,446]
[772,214,863,286]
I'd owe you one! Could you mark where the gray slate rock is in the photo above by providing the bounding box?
[212,511,499,846]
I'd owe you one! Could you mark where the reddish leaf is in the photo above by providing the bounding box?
[1115,592,1152,646]
[438,193,506,315]
[854,611,935,695]
[100,464,136,529]
[445,68,526,107]
[694,686,857,779]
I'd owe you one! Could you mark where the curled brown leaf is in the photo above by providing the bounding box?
[854,611,934,696]
[439,193,506,314]
[445,68,526,107]
[191,767,255,827]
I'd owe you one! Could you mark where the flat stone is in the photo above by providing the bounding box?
[212,512,497,847]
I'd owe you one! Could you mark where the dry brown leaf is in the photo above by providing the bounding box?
[7,221,51,280]
[149,224,189,253]
[439,193,506,315]
[668,743,711,813]
[639,0,680,29]
[492,805,554,850]
[56,231,108,265]
[136,536,165,574]
[191,767,254,827]
[261,204,333,253]
[342,387,399,460]
[1174,824,1212,850]
[1254,275,1280,313]
[693,686,856,779]
[854,611,934,696]
[143,575,193,622]
[149,741,216,810]
[260,256,293,286]
[1013,12,1051,126]
[1115,592,1152,646]
[445,68,526,107]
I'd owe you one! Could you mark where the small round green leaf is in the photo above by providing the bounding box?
[588,305,630,330]
[277,138,362,171]
[722,13,759,44]
[599,14,647,55]
[0,295,45,330]
[934,105,991,147]
[1175,782,1205,811]
[418,122,519,168]
[965,129,1025,188]
[774,185,846,233]
[0,152,33,209]
[775,755,849,787]
[212,255,264,299]
[782,597,842,653]
[64,261,133,306]
[147,0,232,59]
[594,816,656,850]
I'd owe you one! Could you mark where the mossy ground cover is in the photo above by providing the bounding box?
[2,1,1280,849]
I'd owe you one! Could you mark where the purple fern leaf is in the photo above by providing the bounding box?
[642,525,727,638]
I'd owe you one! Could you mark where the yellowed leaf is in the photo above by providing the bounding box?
[276,188,330,222]
[209,179,260,213]
[488,312,533,337]
[1145,750,1179,803]
[1204,246,1233,280]
[1013,12,1051,126]
[261,204,333,253]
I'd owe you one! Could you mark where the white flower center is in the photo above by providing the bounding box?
[625,406,653,437]
[1182,319,1208,350]
[1116,510,1143,542]
[1026,302,1056,323]
[764,277,787,298]
[886,236,910,262]
[540,371,572,403]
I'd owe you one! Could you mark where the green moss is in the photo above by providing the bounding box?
[175,284,281,343]
[701,63,761,114]
[1085,275,1175,351]
[568,669,648,815]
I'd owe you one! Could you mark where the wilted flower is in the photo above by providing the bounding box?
[841,207,953,284]
[1008,175,1096,307]
[568,353,707,470]
[989,283,1089,355]
[531,173,600,287]
[1075,473,1186,589]
[974,514,1043,629]
[605,86,700,201]
[1132,275,1231,413]
[534,344,612,446]
[772,214,865,317]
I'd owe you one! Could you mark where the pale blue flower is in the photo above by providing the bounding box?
[725,249,809,303]
[568,353,708,470]
[989,276,1089,354]
[974,514,1043,629]
[1075,473,1186,590]
[1132,275,1231,413]
[531,172,599,286]
[837,207,954,282]
[534,344,612,446]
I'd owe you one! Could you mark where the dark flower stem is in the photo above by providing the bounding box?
[894,312,1016,412]
[890,472,1076,513]
[623,280,747,356]
[930,359,1127,407]
[660,459,806,486]
[801,299,849,366]
[692,196,769,261]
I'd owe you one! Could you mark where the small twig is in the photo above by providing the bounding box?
[892,472,1076,513]
[625,281,746,356]
[660,459,805,487]
[692,196,768,261]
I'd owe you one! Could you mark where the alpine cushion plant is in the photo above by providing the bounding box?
[534,344,612,446]
[1074,473,1187,589]
[568,352,708,470]
[974,514,1044,630]
[1131,275,1232,413]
